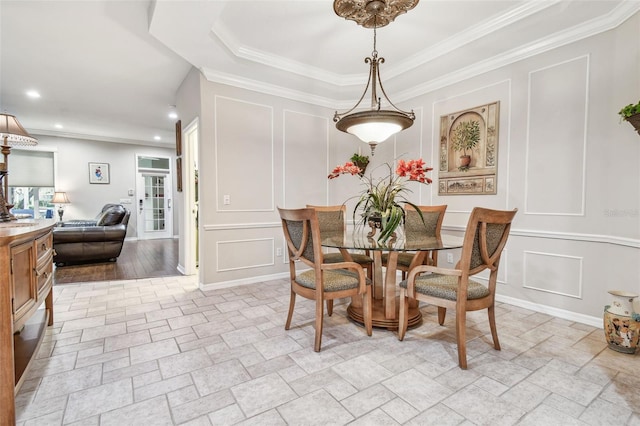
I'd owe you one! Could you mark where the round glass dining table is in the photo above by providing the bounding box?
[322,230,463,329]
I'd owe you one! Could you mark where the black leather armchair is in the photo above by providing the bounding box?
[53,204,131,266]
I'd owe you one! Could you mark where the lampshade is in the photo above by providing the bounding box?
[0,113,38,215]
[0,113,38,146]
[52,192,70,204]
[332,0,417,155]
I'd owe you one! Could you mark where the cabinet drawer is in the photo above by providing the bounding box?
[36,232,52,262]
[36,257,53,297]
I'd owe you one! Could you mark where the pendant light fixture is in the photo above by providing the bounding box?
[333,0,418,155]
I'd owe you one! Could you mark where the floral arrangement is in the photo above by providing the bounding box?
[328,158,433,242]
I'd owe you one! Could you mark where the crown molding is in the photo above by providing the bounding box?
[200,67,353,109]
[382,0,562,81]
[30,128,173,148]
[203,2,639,107]
[209,1,562,87]
[210,26,354,86]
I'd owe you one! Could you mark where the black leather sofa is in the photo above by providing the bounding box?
[53,204,131,266]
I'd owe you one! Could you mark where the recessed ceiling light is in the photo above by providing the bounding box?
[54,123,63,129]
[26,90,41,99]
[168,111,178,120]
[154,136,161,141]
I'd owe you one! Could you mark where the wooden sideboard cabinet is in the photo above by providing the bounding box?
[1,220,55,425]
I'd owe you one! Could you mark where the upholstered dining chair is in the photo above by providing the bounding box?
[307,204,374,316]
[382,204,447,279]
[397,207,517,369]
[278,207,372,352]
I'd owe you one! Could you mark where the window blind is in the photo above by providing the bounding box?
[9,150,55,187]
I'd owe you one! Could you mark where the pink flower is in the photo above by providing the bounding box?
[328,161,362,179]
[396,159,433,184]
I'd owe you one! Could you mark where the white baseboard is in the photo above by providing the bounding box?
[200,272,289,292]
[496,294,602,328]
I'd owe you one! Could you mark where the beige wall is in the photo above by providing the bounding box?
[180,13,640,324]
[24,135,175,239]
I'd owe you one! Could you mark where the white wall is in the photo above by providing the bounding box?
[180,12,640,324]
[24,135,175,239]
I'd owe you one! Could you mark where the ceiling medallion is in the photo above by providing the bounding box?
[333,0,418,155]
[333,0,419,29]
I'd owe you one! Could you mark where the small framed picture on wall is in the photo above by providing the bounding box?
[89,162,110,184]
[175,120,182,156]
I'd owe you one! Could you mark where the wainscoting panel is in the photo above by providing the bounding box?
[217,238,275,272]
[525,55,589,216]
[283,110,328,207]
[523,250,583,298]
[215,96,274,211]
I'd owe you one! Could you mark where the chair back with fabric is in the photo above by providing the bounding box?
[398,206,517,369]
[307,204,374,316]
[404,204,447,267]
[307,203,373,274]
[309,204,347,236]
[404,204,446,237]
[458,207,516,275]
[383,205,447,274]
[278,207,372,351]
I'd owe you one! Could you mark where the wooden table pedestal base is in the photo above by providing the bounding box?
[347,297,422,330]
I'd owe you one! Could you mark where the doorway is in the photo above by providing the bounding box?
[136,156,173,240]
[183,119,199,275]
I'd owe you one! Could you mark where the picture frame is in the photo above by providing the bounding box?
[175,120,182,157]
[88,162,110,184]
[176,157,182,192]
[438,101,500,196]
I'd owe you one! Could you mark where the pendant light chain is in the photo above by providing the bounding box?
[372,17,378,57]
[332,0,417,155]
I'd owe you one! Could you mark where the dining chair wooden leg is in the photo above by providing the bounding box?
[437,307,446,326]
[285,291,296,330]
[314,297,324,352]
[456,304,468,369]
[397,289,409,341]
[326,300,334,316]
[488,304,501,350]
[363,288,372,336]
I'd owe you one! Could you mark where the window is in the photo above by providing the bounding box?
[8,149,55,219]
[10,187,55,218]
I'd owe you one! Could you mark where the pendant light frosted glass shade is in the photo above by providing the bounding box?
[336,109,414,154]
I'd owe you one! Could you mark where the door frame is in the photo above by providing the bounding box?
[135,155,173,240]
[182,118,199,276]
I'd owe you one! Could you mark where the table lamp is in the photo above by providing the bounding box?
[0,113,38,217]
[51,191,70,222]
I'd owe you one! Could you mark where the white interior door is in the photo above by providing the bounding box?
[136,156,173,240]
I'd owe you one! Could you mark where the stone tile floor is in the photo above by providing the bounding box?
[15,275,640,425]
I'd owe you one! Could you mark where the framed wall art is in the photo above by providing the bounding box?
[438,101,499,195]
[176,157,182,192]
[88,162,110,184]
[175,120,182,156]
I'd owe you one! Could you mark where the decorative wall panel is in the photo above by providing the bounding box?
[216,96,274,211]
[523,251,583,298]
[217,238,274,271]
[525,56,589,216]
[283,110,328,207]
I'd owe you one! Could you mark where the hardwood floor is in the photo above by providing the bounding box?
[53,238,180,284]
